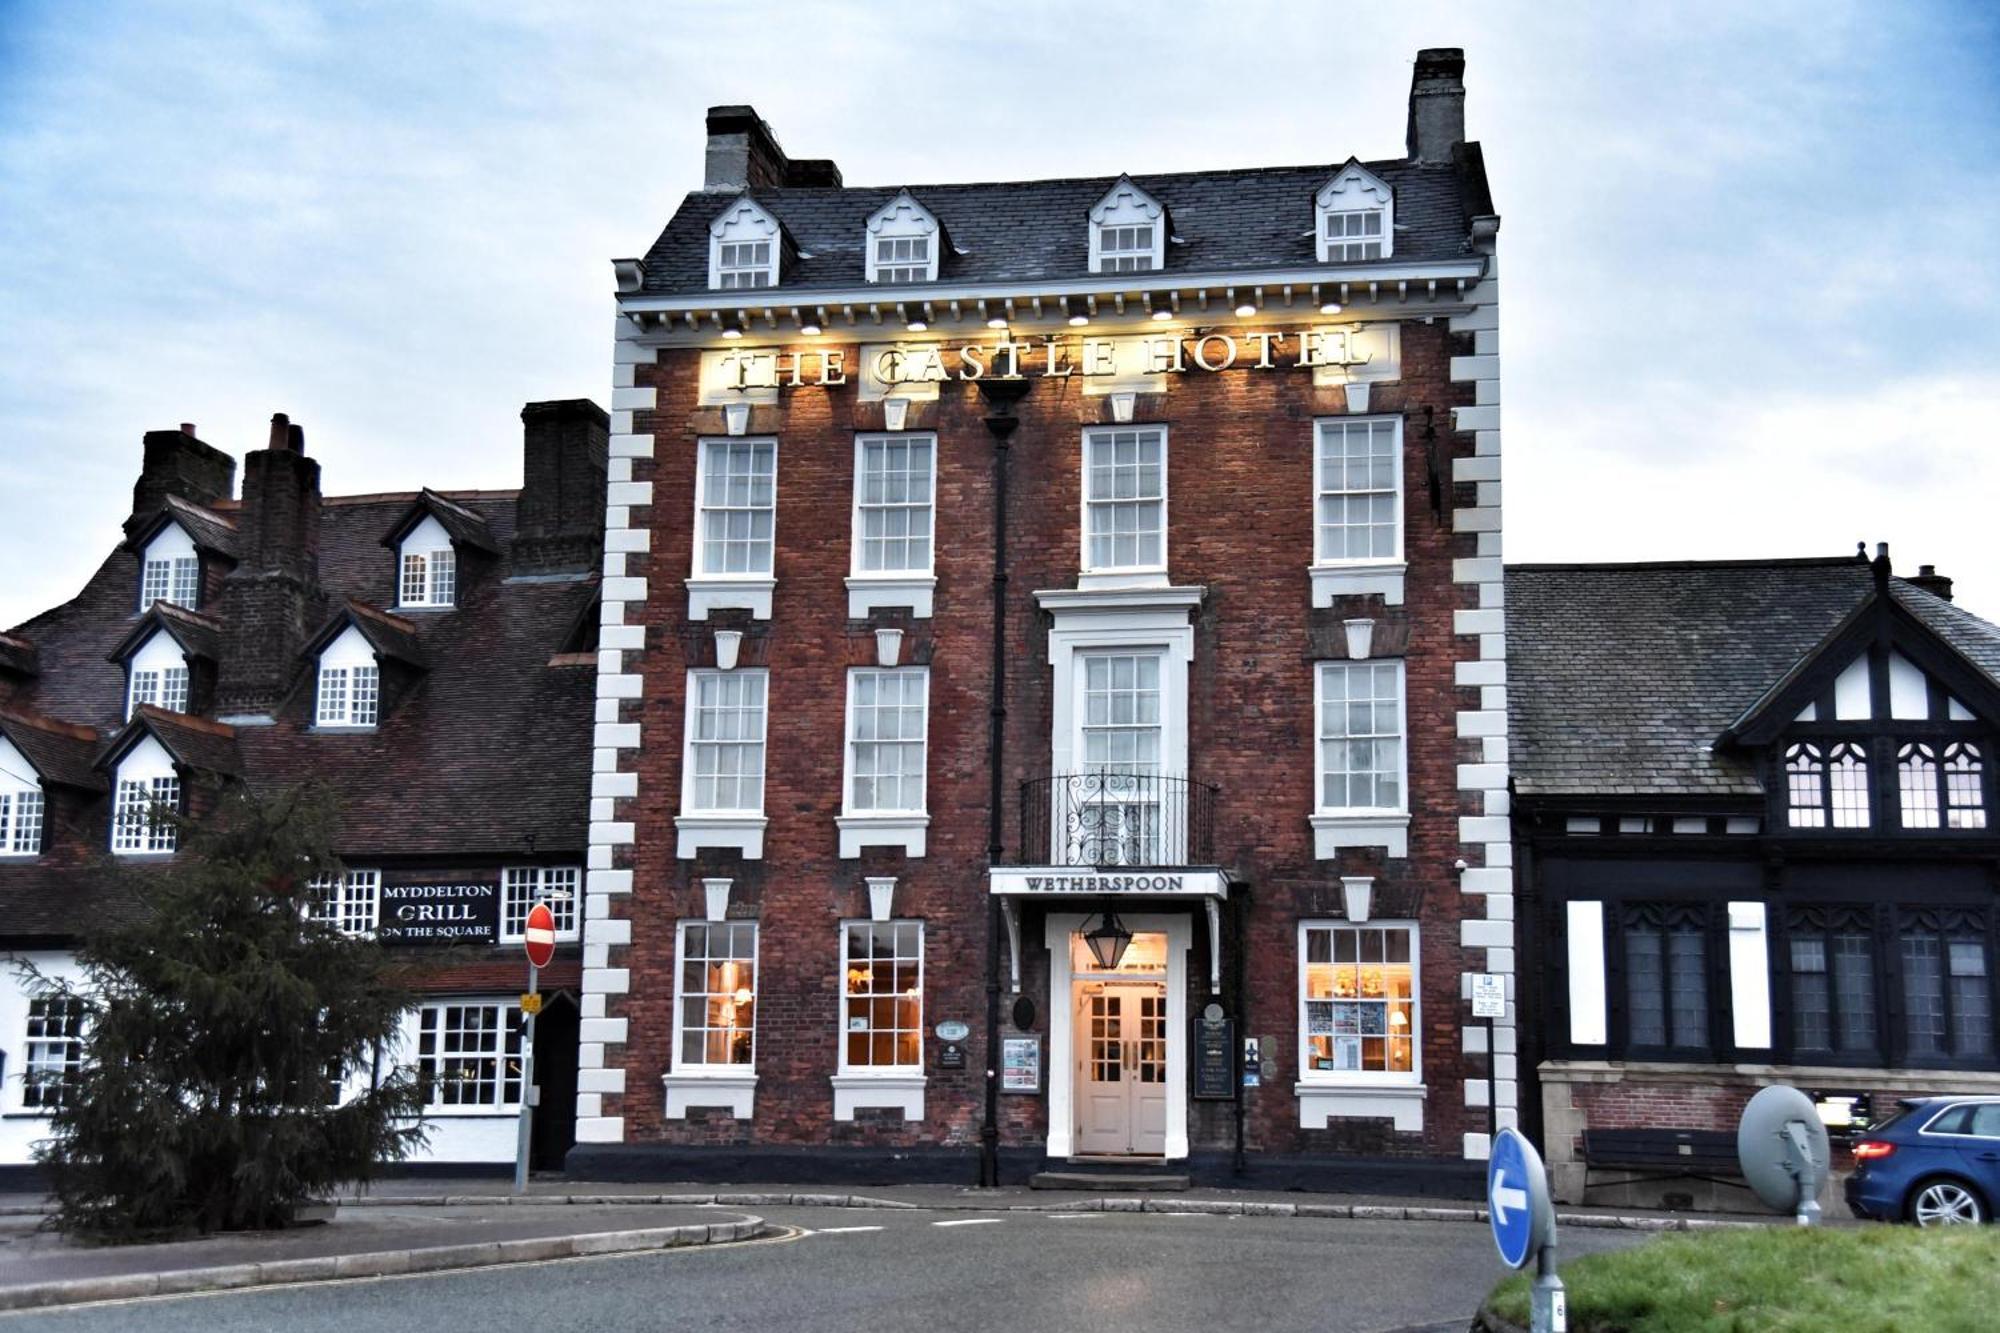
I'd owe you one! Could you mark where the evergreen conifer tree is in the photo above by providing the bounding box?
[27,785,425,1239]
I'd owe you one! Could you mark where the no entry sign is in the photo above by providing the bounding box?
[522,902,557,969]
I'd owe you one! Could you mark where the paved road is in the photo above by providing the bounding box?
[0,1205,1650,1332]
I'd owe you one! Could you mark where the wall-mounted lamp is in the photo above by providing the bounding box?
[882,396,911,432]
[1148,292,1174,321]
[720,314,745,340]
[1319,300,1344,315]
[722,401,751,436]
[1064,296,1090,327]
[1234,302,1258,318]
[799,320,823,337]
[986,314,1009,330]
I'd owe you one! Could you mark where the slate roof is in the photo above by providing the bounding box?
[635,156,1484,296]
[1506,558,2000,800]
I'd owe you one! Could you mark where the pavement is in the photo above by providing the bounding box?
[0,1177,1795,1317]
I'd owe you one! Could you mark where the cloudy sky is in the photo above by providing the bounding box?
[2,1,1996,625]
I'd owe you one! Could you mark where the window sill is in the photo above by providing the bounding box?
[394,604,455,614]
[831,1073,926,1122]
[663,1070,757,1119]
[1310,812,1410,859]
[687,576,775,621]
[1076,569,1171,592]
[1294,1080,1426,1132]
[1310,560,1407,608]
[845,574,936,619]
[311,725,378,734]
[675,814,766,860]
[836,813,928,858]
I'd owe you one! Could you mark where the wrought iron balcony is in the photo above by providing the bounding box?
[1014,771,1219,868]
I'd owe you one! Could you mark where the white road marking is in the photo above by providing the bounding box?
[932,1217,1003,1227]
[1047,1213,1099,1219]
[813,1225,884,1235]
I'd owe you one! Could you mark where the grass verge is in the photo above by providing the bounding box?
[1485,1225,1999,1332]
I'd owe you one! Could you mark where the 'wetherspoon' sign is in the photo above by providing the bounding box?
[714,326,1378,393]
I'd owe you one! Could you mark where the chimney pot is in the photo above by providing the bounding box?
[1908,563,1955,602]
[180,422,196,436]
[268,412,291,452]
[287,423,306,454]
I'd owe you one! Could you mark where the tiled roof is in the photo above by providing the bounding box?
[104,706,244,778]
[1505,558,2000,800]
[381,489,501,557]
[0,710,105,792]
[0,632,37,677]
[635,156,1481,296]
[107,603,223,664]
[304,600,428,669]
[129,495,241,561]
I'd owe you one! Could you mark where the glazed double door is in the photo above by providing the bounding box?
[1074,983,1168,1156]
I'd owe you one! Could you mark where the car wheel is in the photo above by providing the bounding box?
[1908,1178,1987,1227]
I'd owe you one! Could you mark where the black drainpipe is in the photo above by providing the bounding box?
[977,377,1030,1188]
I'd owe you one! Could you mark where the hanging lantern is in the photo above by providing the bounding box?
[1083,912,1134,970]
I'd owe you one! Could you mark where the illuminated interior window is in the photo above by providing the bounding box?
[1069,930,1169,976]
[676,921,759,1067]
[841,921,923,1070]
[415,1002,521,1108]
[1300,923,1417,1076]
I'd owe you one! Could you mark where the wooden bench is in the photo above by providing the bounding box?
[1580,1127,1745,1194]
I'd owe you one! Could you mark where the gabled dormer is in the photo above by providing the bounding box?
[865,190,945,285]
[126,496,240,614]
[1088,176,1167,274]
[95,708,241,856]
[1720,563,2000,835]
[1315,159,1394,263]
[0,711,105,859]
[708,194,787,291]
[381,491,498,611]
[108,604,221,720]
[302,601,427,731]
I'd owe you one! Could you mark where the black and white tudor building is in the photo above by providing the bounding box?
[1510,548,2000,1205]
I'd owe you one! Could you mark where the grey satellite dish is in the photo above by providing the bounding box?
[1736,1084,1831,1226]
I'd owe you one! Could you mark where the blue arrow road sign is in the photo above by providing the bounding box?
[1488,1127,1540,1269]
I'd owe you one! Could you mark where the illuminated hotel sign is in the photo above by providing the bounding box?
[708,325,1389,395]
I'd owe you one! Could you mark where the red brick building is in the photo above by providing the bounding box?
[0,403,606,1172]
[573,48,1515,1188]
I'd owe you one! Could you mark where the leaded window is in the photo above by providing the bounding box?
[400,548,456,607]
[111,776,178,854]
[141,555,199,610]
[1785,741,1869,829]
[1786,906,1878,1060]
[316,663,380,728]
[1899,910,1993,1063]
[128,665,189,718]
[1,787,45,856]
[1622,903,1709,1055]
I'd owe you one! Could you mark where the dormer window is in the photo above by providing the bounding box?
[111,736,179,855]
[709,197,783,291]
[397,515,456,609]
[865,190,941,285]
[315,626,380,729]
[139,522,200,611]
[0,738,44,857]
[1089,177,1167,274]
[126,629,190,719]
[1315,162,1394,264]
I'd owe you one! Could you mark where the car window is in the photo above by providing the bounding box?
[1926,1105,1975,1134]
[1969,1105,2000,1139]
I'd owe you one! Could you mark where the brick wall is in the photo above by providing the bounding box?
[601,319,1486,1161]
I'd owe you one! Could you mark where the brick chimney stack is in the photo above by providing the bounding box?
[127,424,236,531]
[1406,48,1467,165]
[703,105,842,191]
[513,399,609,575]
[1908,564,1954,602]
[216,412,325,717]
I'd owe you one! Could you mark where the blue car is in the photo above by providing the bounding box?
[1845,1096,2000,1226]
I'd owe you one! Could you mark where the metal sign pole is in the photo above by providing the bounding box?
[513,962,539,1195]
[1530,1238,1567,1333]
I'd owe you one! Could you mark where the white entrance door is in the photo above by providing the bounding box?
[1074,982,1169,1156]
